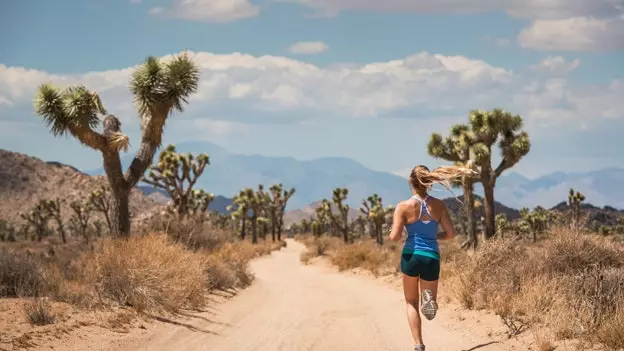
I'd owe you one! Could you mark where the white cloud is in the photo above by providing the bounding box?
[529,56,581,75]
[149,0,259,22]
[277,0,622,20]
[1,51,622,134]
[279,0,624,52]
[519,16,624,51]
[288,41,329,55]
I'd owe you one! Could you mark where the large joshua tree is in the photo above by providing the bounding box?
[34,53,200,237]
[428,124,480,248]
[469,108,530,239]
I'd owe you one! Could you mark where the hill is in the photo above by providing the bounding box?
[87,141,624,211]
[0,149,160,227]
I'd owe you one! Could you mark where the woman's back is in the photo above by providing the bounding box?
[401,195,446,257]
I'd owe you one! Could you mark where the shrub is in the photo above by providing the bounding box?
[24,298,56,326]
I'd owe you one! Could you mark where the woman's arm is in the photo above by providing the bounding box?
[388,202,406,242]
[437,204,457,240]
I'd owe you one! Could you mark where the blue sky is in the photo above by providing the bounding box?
[1,0,623,179]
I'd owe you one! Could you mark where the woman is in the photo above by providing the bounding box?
[388,165,473,351]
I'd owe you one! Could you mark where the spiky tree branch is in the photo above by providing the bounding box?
[34,52,199,237]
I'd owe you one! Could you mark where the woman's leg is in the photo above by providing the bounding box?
[419,258,440,320]
[403,274,424,345]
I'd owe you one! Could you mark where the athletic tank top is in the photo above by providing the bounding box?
[403,195,440,259]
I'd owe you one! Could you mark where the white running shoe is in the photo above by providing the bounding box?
[415,344,425,351]
[421,289,438,320]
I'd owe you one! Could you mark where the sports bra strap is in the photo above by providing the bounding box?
[411,195,431,220]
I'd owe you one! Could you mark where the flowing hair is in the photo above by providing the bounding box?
[409,164,476,201]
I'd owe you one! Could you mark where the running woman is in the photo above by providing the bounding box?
[388,165,474,351]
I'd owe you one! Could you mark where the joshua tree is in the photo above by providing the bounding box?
[468,109,531,239]
[238,186,268,244]
[519,206,548,242]
[568,188,585,228]
[34,53,200,237]
[143,145,212,217]
[268,184,295,241]
[230,191,250,240]
[314,206,328,236]
[69,200,93,243]
[42,198,67,244]
[495,213,509,238]
[360,194,393,245]
[0,220,17,242]
[89,186,112,234]
[321,188,351,243]
[428,124,480,248]
[20,200,54,241]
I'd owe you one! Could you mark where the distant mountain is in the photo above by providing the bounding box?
[88,141,624,211]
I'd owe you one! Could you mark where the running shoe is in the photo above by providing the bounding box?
[414,344,425,351]
[421,289,438,320]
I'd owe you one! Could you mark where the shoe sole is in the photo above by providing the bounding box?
[421,290,437,320]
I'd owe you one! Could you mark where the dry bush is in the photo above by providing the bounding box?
[0,248,55,298]
[84,233,208,315]
[330,240,397,276]
[24,298,56,326]
[299,236,343,264]
[144,215,234,252]
[452,226,624,349]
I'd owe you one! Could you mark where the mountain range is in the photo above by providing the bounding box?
[81,141,622,211]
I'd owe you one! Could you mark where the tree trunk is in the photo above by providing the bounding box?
[109,191,131,238]
[463,179,478,249]
[482,175,496,240]
[271,213,277,242]
[375,221,383,245]
[251,217,258,244]
[277,217,283,241]
[241,217,246,240]
[55,219,67,244]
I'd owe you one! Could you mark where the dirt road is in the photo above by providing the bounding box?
[69,238,510,351]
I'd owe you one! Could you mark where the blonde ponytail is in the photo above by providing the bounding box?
[409,165,476,194]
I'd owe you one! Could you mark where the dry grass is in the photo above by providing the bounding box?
[449,228,624,350]
[83,233,209,315]
[23,298,56,326]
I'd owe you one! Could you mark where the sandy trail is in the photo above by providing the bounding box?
[48,239,515,351]
[87,239,508,351]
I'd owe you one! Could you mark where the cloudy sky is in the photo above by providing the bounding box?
[1,0,623,178]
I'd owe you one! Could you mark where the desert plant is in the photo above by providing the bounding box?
[495,213,509,238]
[20,200,54,241]
[69,200,93,243]
[24,298,56,326]
[469,109,531,239]
[34,53,200,237]
[143,145,213,218]
[568,188,585,228]
[0,220,17,242]
[42,198,67,244]
[230,191,250,240]
[519,206,548,242]
[360,194,393,245]
[89,185,112,234]
[429,124,480,248]
[321,188,351,243]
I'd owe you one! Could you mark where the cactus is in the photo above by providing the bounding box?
[468,109,530,239]
[0,220,17,242]
[519,206,548,242]
[568,188,585,228]
[320,188,351,243]
[89,186,112,234]
[314,206,328,235]
[69,200,93,243]
[360,194,394,245]
[429,123,480,248]
[143,145,212,218]
[495,213,509,238]
[33,53,199,237]
[20,200,54,241]
[41,198,67,244]
[230,191,250,241]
